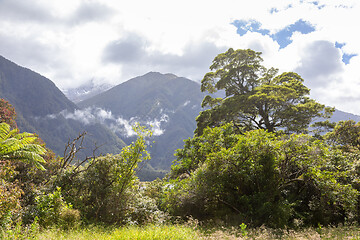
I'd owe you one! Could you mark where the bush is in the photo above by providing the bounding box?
[59,207,81,230]
[163,124,359,227]
[127,189,168,225]
[0,161,22,228]
[53,125,154,225]
[32,187,80,229]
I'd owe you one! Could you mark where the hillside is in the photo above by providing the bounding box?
[79,72,205,169]
[2,54,360,172]
[0,55,125,158]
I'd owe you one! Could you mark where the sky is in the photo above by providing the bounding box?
[0,0,360,115]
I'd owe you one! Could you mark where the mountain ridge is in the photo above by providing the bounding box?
[2,54,360,172]
[0,55,125,158]
[78,71,205,169]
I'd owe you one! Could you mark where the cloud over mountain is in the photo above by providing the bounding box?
[49,107,169,138]
[1,0,360,114]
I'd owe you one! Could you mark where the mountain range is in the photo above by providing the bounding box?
[62,80,114,103]
[1,54,360,179]
[0,55,125,160]
[78,72,205,169]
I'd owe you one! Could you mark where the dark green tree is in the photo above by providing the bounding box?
[325,120,360,152]
[164,124,359,227]
[196,48,333,135]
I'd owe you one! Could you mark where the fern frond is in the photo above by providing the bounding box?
[0,122,47,170]
[0,138,25,155]
[0,122,11,140]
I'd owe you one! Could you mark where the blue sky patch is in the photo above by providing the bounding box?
[342,53,357,64]
[335,42,358,64]
[233,19,315,49]
[335,42,346,49]
[311,1,326,9]
[233,20,270,36]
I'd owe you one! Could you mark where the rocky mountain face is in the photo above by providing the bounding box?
[78,72,205,169]
[0,55,125,159]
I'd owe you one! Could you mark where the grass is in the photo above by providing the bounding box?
[1,224,201,240]
[2,224,360,239]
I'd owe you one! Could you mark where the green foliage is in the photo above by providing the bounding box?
[0,162,22,228]
[164,124,359,227]
[0,121,49,228]
[325,120,360,151]
[0,122,46,170]
[53,125,157,225]
[32,187,80,229]
[240,223,248,237]
[197,48,333,135]
[127,191,167,225]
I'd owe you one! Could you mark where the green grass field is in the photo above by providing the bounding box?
[2,224,360,240]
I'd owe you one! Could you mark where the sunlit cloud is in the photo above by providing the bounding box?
[0,0,360,114]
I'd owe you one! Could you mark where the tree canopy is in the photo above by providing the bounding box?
[166,124,359,227]
[196,48,333,135]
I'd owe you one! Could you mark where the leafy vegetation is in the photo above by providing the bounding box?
[2,49,360,238]
[166,124,359,227]
[196,48,333,135]
[160,48,360,229]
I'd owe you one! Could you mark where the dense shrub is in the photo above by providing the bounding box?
[52,125,160,225]
[163,124,359,228]
[31,187,80,229]
[0,162,22,228]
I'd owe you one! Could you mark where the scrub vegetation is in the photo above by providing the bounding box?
[1,49,360,239]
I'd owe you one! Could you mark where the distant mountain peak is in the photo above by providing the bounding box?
[164,73,178,79]
[63,80,114,103]
[139,72,179,81]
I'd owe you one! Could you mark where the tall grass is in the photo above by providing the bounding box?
[109,225,201,240]
[1,224,360,239]
[1,224,201,240]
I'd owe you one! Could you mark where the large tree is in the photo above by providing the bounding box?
[196,48,333,135]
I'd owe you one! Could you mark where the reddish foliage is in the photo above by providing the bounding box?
[0,98,17,128]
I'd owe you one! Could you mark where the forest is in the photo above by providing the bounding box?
[1,48,360,239]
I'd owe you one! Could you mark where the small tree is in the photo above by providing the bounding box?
[56,125,154,224]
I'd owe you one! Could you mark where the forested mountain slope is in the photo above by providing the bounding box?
[0,55,125,158]
[79,72,205,168]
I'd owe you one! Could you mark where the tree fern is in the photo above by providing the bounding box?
[0,122,46,170]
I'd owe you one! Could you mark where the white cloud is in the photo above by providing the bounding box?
[1,0,360,115]
[183,100,191,107]
[60,108,96,125]
[45,107,169,137]
[146,113,169,136]
[112,117,137,137]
